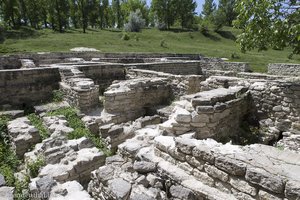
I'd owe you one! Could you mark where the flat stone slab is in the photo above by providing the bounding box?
[183,86,247,107]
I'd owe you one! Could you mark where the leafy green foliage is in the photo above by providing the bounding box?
[27,114,49,140]
[47,108,111,155]
[0,116,20,186]
[52,90,64,102]
[234,0,300,56]
[27,157,45,178]
[202,0,216,19]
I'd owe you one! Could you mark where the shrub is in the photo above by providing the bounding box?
[156,22,167,31]
[124,9,145,32]
[121,32,130,41]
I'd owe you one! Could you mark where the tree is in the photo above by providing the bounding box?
[217,0,237,26]
[234,0,300,56]
[124,9,145,32]
[202,0,216,19]
[0,0,20,28]
[151,0,176,29]
[112,0,122,28]
[175,0,197,29]
[48,0,70,32]
[121,0,148,25]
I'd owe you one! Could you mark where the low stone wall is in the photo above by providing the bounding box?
[268,63,300,76]
[200,61,250,72]
[103,78,172,123]
[155,136,300,200]
[128,61,203,75]
[0,68,60,107]
[78,64,126,94]
[160,87,251,140]
[0,52,204,68]
[59,67,100,113]
[127,69,205,96]
[249,80,300,134]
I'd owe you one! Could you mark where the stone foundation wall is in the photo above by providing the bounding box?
[200,61,250,72]
[0,53,204,68]
[160,87,251,140]
[268,63,300,76]
[129,61,203,75]
[154,136,300,200]
[0,68,60,107]
[78,64,126,93]
[127,69,205,96]
[103,78,172,123]
[59,67,100,113]
[249,80,300,133]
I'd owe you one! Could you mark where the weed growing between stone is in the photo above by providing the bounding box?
[27,156,46,178]
[47,107,111,156]
[28,114,49,140]
[52,90,64,102]
[0,116,30,200]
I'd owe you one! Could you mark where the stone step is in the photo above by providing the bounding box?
[138,147,237,200]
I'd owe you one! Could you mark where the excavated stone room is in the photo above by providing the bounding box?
[0,52,299,200]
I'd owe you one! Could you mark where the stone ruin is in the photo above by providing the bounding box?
[0,52,299,200]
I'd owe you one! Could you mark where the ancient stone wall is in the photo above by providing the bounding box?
[200,61,250,72]
[249,80,300,134]
[154,136,300,200]
[103,78,172,123]
[268,63,300,76]
[127,68,205,96]
[160,87,252,140]
[78,64,126,93]
[0,68,60,107]
[59,67,100,113]
[128,61,203,75]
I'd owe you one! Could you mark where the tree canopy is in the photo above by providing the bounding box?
[234,0,300,56]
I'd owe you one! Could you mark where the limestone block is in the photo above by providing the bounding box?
[245,167,285,194]
[170,185,196,200]
[204,164,229,182]
[215,156,246,176]
[192,168,214,187]
[258,190,282,200]
[107,178,132,200]
[285,180,300,200]
[133,161,157,174]
[229,176,257,196]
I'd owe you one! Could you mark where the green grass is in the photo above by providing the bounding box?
[28,114,49,140]
[0,27,299,72]
[47,107,111,156]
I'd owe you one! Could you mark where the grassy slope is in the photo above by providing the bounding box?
[0,27,299,72]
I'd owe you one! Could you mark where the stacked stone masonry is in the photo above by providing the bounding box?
[103,78,172,123]
[268,63,300,76]
[0,52,300,200]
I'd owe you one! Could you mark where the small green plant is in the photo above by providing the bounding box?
[231,52,240,59]
[276,144,284,151]
[121,32,130,41]
[160,39,167,48]
[28,114,49,140]
[14,175,30,200]
[47,107,111,155]
[52,90,64,102]
[27,156,45,178]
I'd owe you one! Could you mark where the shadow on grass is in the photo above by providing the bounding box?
[216,30,236,40]
[5,26,42,39]
[202,32,221,41]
